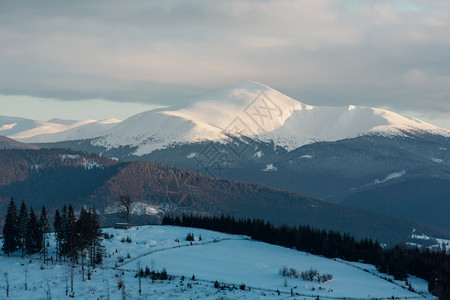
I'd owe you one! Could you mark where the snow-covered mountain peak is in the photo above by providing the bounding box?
[91,81,316,154]
[5,81,450,154]
[162,80,309,136]
[92,81,449,155]
[98,118,122,125]
[170,80,311,113]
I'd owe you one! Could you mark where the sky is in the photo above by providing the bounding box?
[0,0,449,129]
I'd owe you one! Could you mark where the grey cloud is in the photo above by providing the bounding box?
[0,0,449,127]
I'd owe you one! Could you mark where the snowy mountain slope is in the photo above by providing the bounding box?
[0,225,434,299]
[8,119,89,139]
[90,80,450,156]
[0,115,41,136]
[7,81,449,155]
[16,118,122,143]
[7,118,121,142]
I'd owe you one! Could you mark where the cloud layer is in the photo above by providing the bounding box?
[0,1,449,127]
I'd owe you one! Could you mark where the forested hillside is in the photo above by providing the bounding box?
[1,149,449,246]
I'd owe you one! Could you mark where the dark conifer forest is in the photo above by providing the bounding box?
[1,148,449,247]
[2,199,103,266]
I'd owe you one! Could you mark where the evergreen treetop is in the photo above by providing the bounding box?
[1,198,19,256]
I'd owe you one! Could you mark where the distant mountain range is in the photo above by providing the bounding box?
[1,81,449,233]
[3,81,449,151]
[0,115,120,142]
[0,135,39,150]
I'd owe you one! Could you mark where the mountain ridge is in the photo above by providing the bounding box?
[3,82,449,232]
[0,135,39,150]
[4,81,449,155]
[1,148,449,246]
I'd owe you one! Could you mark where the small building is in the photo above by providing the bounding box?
[114,222,132,230]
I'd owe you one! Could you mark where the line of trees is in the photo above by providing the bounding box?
[162,214,450,299]
[2,198,49,261]
[53,204,103,266]
[1,198,103,267]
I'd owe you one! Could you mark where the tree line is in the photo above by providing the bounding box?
[2,198,103,267]
[53,204,103,266]
[162,214,450,299]
[2,198,49,260]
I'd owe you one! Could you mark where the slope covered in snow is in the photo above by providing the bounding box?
[92,80,450,155]
[10,118,121,143]
[0,115,41,136]
[19,118,121,143]
[0,225,434,299]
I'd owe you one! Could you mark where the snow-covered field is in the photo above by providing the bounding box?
[0,225,435,299]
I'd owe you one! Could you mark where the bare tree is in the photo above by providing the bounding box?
[70,265,75,298]
[41,277,52,300]
[150,258,155,272]
[136,261,142,296]
[24,265,28,290]
[87,259,91,280]
[106,279,111,300]
[119,195,133,224]
[65,271,68,296]
[46,280,52,300]
[81,251,85,282]
[4,272,9,297]
[116,273,127,300]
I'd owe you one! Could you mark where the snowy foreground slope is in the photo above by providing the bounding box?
[0,226,434,299]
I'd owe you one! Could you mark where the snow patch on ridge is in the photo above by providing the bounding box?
[104,202,161,216]
[354,170,407,191]
[0,123,17,131]
[373,170,406,185]
[187,152,197,159]
[254,151,263,158]
[409,230,450,252]
[431,158,443,163]
[61,154,80,160]
[263,163,278,172]
[132,202,162,216]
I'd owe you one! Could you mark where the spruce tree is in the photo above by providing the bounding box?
[33,212,44,255]
[60,205,68,257]
[53,209,63,261]
[25,208,38,254]
[77,207,90,255]
[52,204,103,265]
[39,205,49,262]
[90,207,103,266]
[77,207,90,276]
[18,200,28,257]
[2,198,19,256]
[25,208,41,254]
[66,204,77,260]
